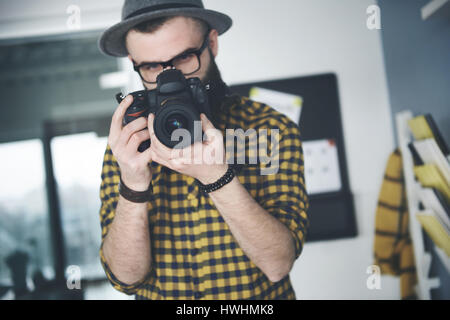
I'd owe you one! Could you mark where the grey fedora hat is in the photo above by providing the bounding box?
[99,0,232,57]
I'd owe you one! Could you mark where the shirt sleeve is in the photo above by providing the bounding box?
[256,121,309,260]
[98,145,151,295]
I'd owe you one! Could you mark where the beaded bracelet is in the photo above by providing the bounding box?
[196,165,235,193]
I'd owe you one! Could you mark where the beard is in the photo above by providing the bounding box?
[200,50,230,129]
[202,50,223,87]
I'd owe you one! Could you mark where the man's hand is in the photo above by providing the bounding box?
[148,113,228,184]
[108,95,153,191]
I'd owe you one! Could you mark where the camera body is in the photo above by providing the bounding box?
[116,69,213,151]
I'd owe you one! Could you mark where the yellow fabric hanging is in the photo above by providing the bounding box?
[373,149,418,300]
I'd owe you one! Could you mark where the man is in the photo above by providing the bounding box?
[98,0,308,300]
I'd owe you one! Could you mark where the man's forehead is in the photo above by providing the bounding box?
[126,16,204,63]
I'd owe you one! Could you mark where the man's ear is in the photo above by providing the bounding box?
[208,29,219,58]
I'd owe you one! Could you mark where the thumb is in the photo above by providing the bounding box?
[200,113,215,132]
[137,143,153,163]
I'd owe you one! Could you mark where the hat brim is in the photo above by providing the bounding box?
[99,7,232,57]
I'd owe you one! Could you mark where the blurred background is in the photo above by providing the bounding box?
[0,0,449,300]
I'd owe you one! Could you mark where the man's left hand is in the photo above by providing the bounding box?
[148,113,228,184]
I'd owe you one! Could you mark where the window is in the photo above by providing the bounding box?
[50,132,108,280]
[0,139,53,298]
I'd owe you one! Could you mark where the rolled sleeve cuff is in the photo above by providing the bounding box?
[268,205,308,260]
[290,226,306,260]
[99,243,151,295]
[285,215,307,259]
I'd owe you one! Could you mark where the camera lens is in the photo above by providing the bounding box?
[165,114,189,136]
[154,102,201,149]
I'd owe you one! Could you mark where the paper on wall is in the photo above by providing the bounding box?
[303,139,342,194]
[249,87,303,123]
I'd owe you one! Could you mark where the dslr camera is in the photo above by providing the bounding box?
[116,69,213,151]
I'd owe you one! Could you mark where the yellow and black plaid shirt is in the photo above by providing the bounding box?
[99,95,309,300]
[373,149,417,300]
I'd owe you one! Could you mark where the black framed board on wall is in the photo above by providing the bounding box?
[230,73,357,241]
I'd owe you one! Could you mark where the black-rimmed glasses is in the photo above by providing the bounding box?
[133,31,210,84]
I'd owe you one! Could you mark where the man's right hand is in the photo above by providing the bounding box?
[108,95,153,191]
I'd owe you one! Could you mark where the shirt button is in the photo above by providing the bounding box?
[187,193,195,200]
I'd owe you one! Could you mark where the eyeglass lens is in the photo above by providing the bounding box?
[138,53,200,83]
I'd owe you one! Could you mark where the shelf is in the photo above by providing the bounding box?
[396,110,450,299]
[435,245,450,274]
[421,0,450,20]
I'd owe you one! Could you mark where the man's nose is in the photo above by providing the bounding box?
[156,66,175,82]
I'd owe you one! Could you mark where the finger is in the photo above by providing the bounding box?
[147,113,155,135]
[126,129,151,152]
[136,143,153,163]
[149,147,173,169]
[119,117,148,147]
[200,113,215,132]
[169,146,183,160]
[171,156,188,167]
[109,95,134,143]
[200,113,222,144]
[171,144,195,164]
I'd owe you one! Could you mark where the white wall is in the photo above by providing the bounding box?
[0,0,400,299]
[0,0,122,39]
[208,0,398,299]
